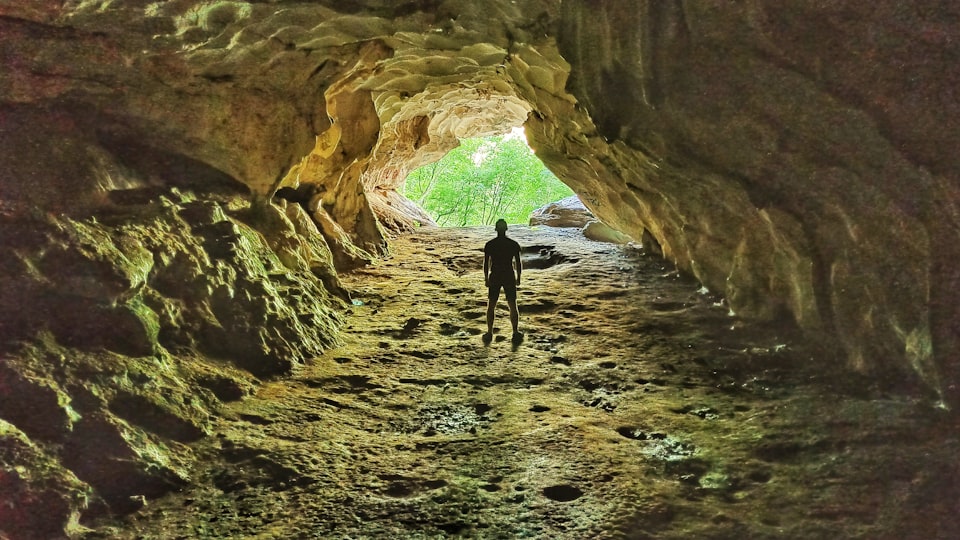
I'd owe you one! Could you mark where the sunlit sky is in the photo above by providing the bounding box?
[471,126,527,165]
[505,125,526,141]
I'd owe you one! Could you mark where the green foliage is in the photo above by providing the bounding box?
[403,134,574,227]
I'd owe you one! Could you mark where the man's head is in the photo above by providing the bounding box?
[494,219,508,233]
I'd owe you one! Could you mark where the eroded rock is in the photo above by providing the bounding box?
[0,185,345,532]
[529,196,594,228]
[531,196,633,244]
[5,0,953,403]
[0,419,90,539]
[3,1,960,535]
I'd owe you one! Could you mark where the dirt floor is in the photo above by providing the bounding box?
[93,225,960,539]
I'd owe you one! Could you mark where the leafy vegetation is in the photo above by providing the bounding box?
[403,132,574,227]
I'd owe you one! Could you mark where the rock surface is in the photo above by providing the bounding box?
[531,196,633,244]
[551,2,960,408]
[530,195,595,228]
[88,226,960,539]
[0,186,345,533]
[582,220,633,245]
[3,1,960,535]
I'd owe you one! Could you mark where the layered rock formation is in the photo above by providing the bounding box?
[0,188,346,529]
[2,0,959,535]
[530,195,633,244]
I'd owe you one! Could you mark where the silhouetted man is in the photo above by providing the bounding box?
[483,219,522,343]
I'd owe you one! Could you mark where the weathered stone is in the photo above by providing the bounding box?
[0,180,345,531]
[61,412,189,515]
[312,205,378,272]
[582,220,633,245]
[0,364,79,443]
[550,1,960,406]
[529,196,594,228]
[531,196,633,244]
[368,187,438,233]
[0,419,90,538]
[94,225,960,538]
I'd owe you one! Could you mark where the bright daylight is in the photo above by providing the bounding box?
[403,127,574,226]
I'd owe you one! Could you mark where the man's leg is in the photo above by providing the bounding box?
[505,285,520,337]
[485,285,499,338]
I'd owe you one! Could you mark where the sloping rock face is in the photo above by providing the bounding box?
[2,0,960,535]
[0,186,346,531]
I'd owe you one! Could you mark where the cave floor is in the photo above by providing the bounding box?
[95,226,959,539]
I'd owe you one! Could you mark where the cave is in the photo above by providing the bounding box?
[1,1,959,538]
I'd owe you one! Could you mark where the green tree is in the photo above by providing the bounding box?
[403,134,574,226]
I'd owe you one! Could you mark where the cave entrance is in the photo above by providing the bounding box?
[402,127,574,227]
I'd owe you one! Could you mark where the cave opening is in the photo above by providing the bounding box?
[401,127,574,227]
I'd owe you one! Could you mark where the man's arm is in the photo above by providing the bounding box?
[483,253,490,286]
[514,249,522,285]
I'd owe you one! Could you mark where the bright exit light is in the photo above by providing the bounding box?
[403,130,574,227]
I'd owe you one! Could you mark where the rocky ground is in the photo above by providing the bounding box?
[90,225,959,539]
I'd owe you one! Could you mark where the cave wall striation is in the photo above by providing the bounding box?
[1,0,959,535]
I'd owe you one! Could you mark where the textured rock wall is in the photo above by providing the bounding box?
[551,1,960,407]
[0,104,346,531]
[0,182,346,527]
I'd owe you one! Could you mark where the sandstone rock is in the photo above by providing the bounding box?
[550,1,960,406]
[0,363,79,443]
[529,196,594,228]
[62,412,190,515]
[531,197,633,244]
[368,187,438,233]
[2,192,344,376]
[0,419,90,538]
[0,0,953,405]
[582,220,633,245]
[101,225,960,538]
[0,182,346,531]
[0,339,235,521]
[312,205,378,272]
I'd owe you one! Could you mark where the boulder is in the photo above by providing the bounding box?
[583,220,633,245]
[529,196,594,228]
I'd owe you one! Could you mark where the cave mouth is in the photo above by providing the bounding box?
[401,127,574,227]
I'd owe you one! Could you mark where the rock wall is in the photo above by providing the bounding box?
[2,0,960,534]
[0,105,347,531]
[552,1,960,407]
[0,181,347,526]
